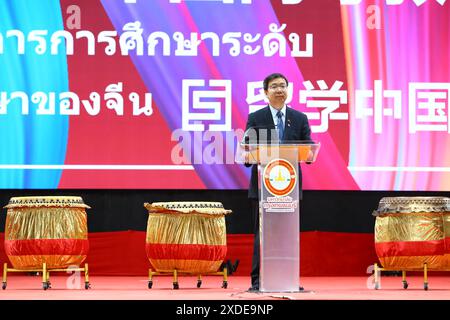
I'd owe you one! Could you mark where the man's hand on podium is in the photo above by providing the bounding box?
[305,150,314,164]
[244,152,252,167]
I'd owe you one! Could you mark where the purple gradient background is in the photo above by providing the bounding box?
[343,1,450,191]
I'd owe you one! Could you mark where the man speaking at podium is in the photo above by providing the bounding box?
[244,73,311,292]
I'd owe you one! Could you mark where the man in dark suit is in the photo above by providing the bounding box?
[244,73,311,292]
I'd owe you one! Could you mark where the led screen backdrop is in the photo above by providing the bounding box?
[0,0,449,190]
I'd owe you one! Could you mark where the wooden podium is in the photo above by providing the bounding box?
[240,140,320,292]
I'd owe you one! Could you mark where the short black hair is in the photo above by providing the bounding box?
[263,73,289,91]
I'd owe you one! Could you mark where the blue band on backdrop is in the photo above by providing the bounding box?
[0,0,69,188]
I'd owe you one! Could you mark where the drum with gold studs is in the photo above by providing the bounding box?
[373,197,450,269]
[3,196,90,270]
[144,202,231,274]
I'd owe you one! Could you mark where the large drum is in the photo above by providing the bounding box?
[373,197,450,269]
[3,196,90,269]
[144,202,231,274]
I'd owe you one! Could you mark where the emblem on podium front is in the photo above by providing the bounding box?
[263,159,297,197]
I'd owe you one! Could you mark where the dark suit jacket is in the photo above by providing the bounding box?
[244,106,312,199]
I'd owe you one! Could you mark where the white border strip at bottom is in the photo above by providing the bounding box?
[348,166,450,172]
[0,165,195,170]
